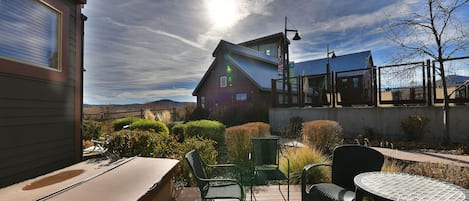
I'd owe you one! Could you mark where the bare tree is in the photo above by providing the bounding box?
[386,0,469,144]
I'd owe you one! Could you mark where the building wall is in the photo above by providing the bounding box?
[0,0,84,187]
[270,106,469,143]
[197,53,272,125]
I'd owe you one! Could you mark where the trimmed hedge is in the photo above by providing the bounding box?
[112,116,141,131]
[130,119,169,135]
[185,120,226,147]
[106,130,172,158]
[171,123,187,142]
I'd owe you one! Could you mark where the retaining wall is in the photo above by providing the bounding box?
[269,106,469,143]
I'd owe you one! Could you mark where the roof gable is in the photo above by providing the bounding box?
[294,51,373,76]
[193,40,279,95]
[226,54,278,91]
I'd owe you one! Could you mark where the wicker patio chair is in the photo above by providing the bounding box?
[185,149,245,201]
[301,144,384,201]
[251,136,290,201]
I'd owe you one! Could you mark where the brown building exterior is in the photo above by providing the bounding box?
[193,33,286,125]
[193,33,374,125]
[0,0,87,187]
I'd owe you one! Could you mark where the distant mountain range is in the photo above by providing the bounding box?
[84,99,195,108]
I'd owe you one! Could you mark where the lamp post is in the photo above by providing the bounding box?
[283,16,301,105]
[326,44,336,106]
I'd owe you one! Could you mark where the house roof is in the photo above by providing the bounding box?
[227,54,279,91]
[294,51,373,76]
[238,32,285,47]
[193,40,279,95]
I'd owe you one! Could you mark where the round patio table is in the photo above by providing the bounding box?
[354,172,469,201]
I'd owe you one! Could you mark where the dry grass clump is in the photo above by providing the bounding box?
[403,162,469,189]
[156,110,171,124]
[242,122,270,137]
[381,158,403,173]
[280,146,331,184]
[144,109,155,120]
[380,158,468,189]
[226,122,271,161]
[302,120,344,155]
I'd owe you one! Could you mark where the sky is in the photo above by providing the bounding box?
[82,0,469,105]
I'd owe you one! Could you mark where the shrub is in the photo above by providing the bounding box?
[106,130,172,158]
[225,122,271,161]
[156,110,172,124]
[302,120,344,155]
[171,123,187,142]
[185,107,209,121]
[174,136,218,186]
[112,116,141,131]
[242,122,271,137]
[401,115,428,141]
[381,159,402,173]
[403,162,469,189]
[130,119,169,135]
[185,120,226,148]
[279,147,330,184]
[83,120,104,140]
[144,109,155,120]
[286,116,303,139]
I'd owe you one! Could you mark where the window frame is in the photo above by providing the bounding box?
[235,93,248,101]
[220,76,227,88]
[0,0,68,82]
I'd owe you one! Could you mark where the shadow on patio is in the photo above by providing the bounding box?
[176,185,301,201]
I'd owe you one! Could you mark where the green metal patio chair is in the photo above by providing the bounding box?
[301,144,384,201]
[251,136,290,201]
[185,149,245,201]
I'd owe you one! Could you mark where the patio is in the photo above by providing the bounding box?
[176,185,301,201]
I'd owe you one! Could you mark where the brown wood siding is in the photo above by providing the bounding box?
[0,0,82,188]
[197,53,272,124]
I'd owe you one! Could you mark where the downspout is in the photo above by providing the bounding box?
[80,14,87,161]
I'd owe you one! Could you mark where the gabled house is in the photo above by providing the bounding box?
[192,33,286,125]
[0,0,87,187]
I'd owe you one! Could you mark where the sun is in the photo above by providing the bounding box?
[205,0,239,29]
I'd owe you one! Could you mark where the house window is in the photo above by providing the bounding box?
[235,93,247,101]
[0,0,62,70]
[220,76,227,88]
[200,96,205,109]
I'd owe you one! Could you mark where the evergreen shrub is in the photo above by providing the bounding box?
[112,116,141,131]
[83,120,104,140]
[130,119,169,135]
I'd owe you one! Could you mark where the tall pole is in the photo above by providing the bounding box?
[284,16,291,105]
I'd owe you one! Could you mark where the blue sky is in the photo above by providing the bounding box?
[82,0,469,105]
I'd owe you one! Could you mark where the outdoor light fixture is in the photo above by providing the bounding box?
[283,16,301,104]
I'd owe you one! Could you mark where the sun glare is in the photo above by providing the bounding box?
[206,0,239,29]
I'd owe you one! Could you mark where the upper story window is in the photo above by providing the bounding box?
[220,76,227,88]
[0,0,62,70]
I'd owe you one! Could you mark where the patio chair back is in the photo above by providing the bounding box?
[185,149,209,192]
[251,136,280,167]
[331,145,384,191]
